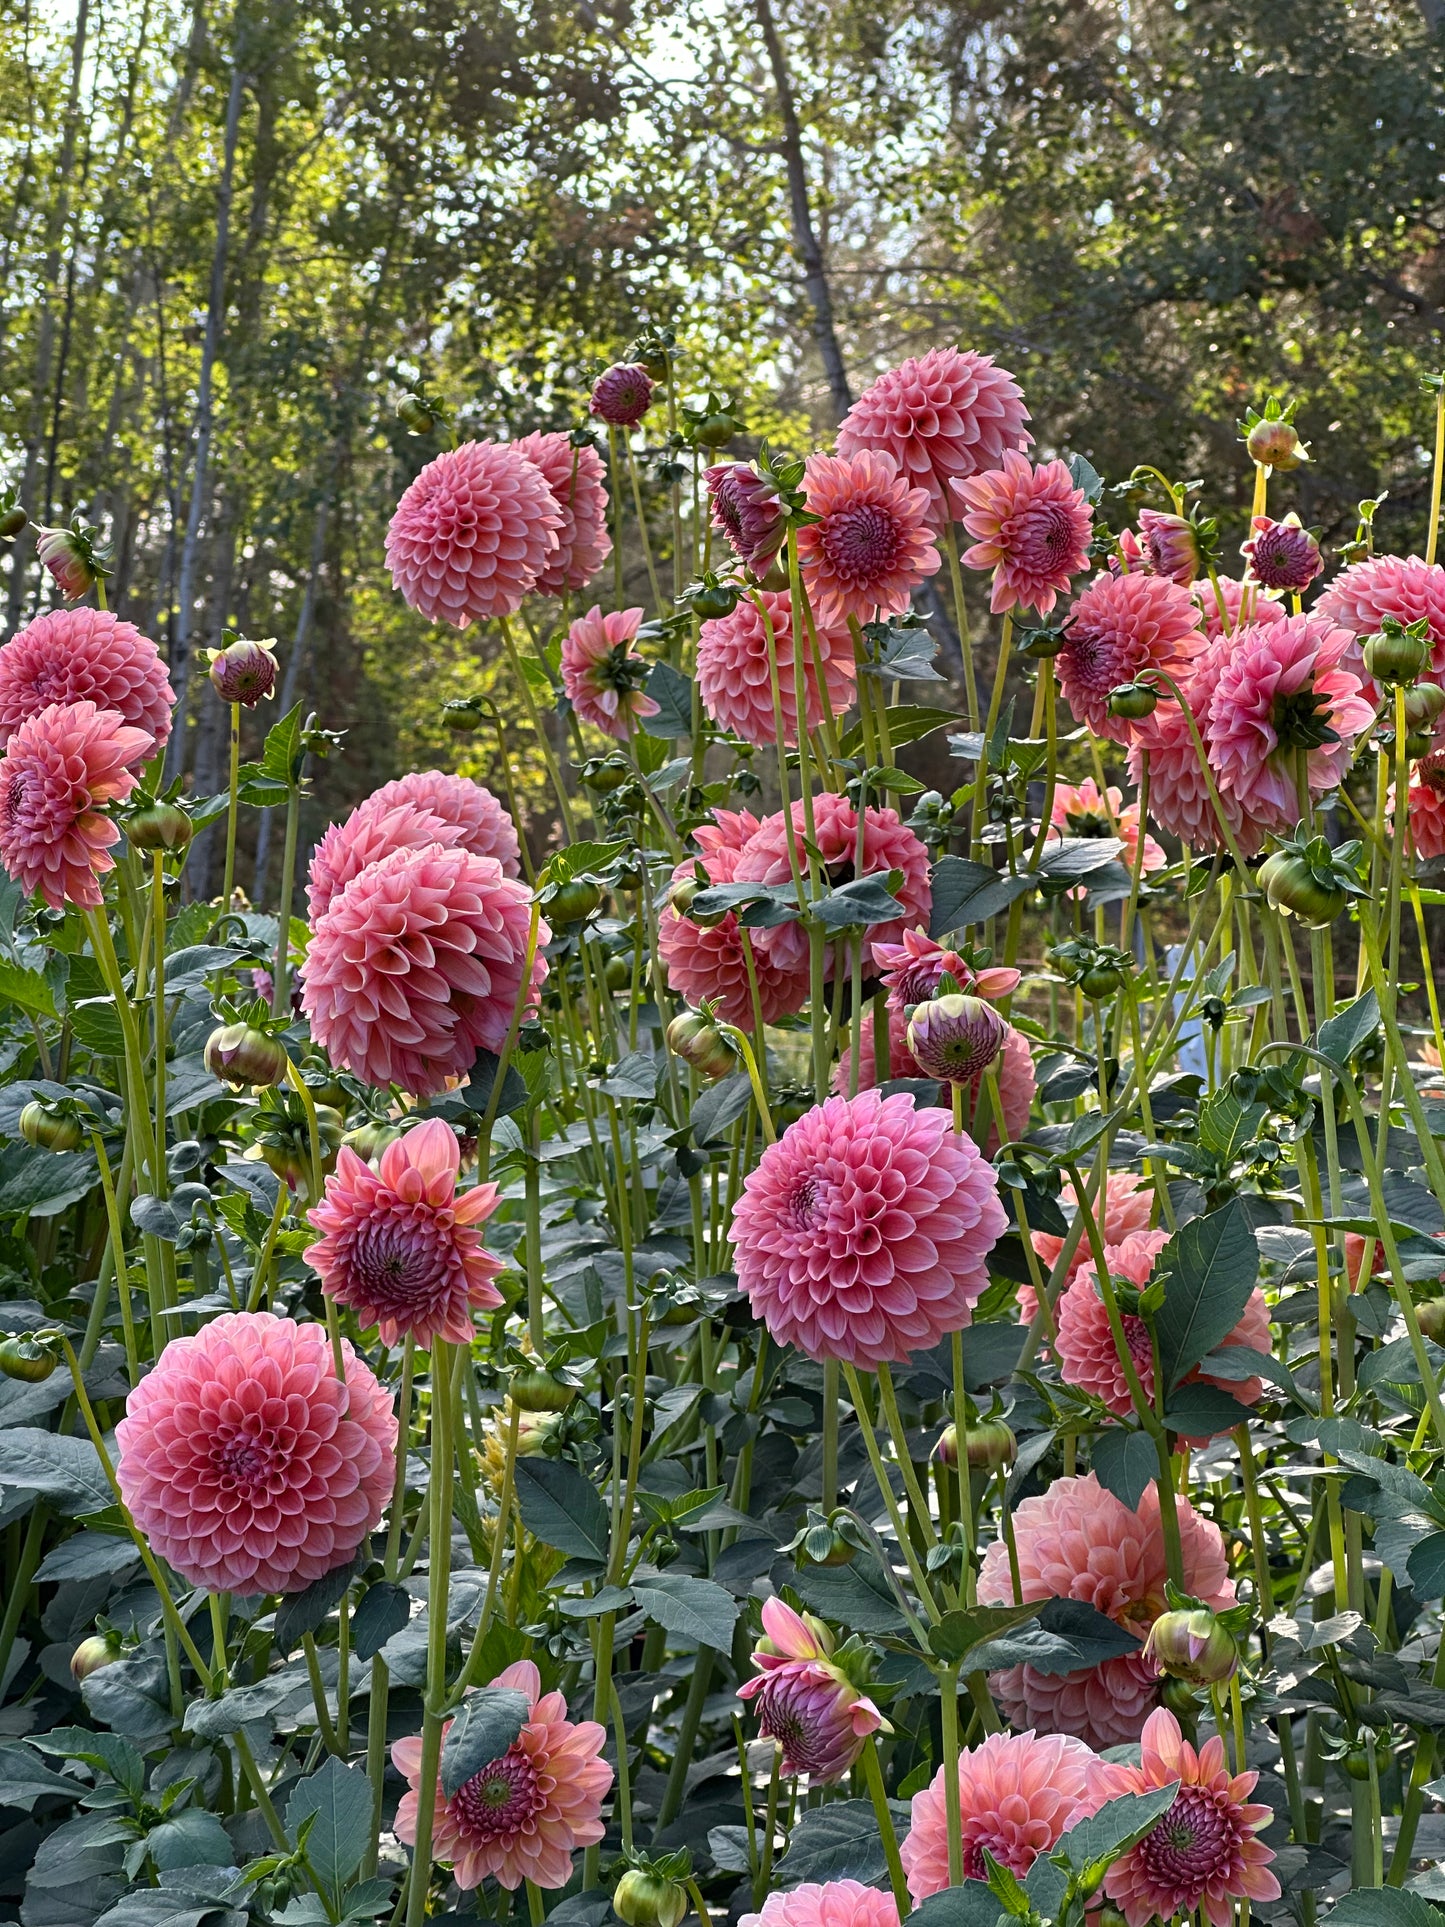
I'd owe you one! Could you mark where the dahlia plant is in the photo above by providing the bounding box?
[4,344,1445,1927]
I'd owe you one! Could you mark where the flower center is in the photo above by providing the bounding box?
[788,1176,822,1227]
[451,1747,544,1840]
[1420,754,1445,793]
[821,502,904,587]
[5,774,24,823]
[351,1225,447,1313]
[1271,685,1336,754]
[1020,501,1079,565]
[213,1429,280,1490]
[1135,1785,1239,1893]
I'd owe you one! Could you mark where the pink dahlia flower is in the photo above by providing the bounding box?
[741,1884,898,1927]
[659,814,811,1027]
[696,590,855,749]
[1402,751,1445,860]
[1242,513,1323,595]
[731,1088,1007,1366]
[308,799,459,922]
[1103,1709,1281,1927]
[561,604,659,739]
[1028,1172,1153,1288]
[394,1659,611,1891]
[1047,779,1165,880]
[115,1311,396,1596]
[0,608,174,756]
[707,462,787,574]
[385,441,561,628]
[837,1011,1035,1159]
[1197,576,1287,641]
[977,1471,1235,1748]
[1058,571,1204,742]
[306,1118,503,1348]
[737,1598,887,1782]
[0,700,152,910]
[512,431,612,595]
[1316,554,1445,680]
[837,348,1032,532]
[901,1729,1113,1902]
[1203,613,1373,839]
[872,926,1019,1015]
[954,451,1093,615]
[734,793,932,977]
[589,362,654,428]
[1126,700,1259,858]
[367,770,521,877]
[303,844,548,1098]
[1137,508,1205,586]
[795,450,941,627]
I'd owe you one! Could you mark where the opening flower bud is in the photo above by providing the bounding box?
[70,1633,122,1683]
[667,1008,737,1080]
[1241,513,1323,594]
[590,363,655,429]
[35,524,104,601]
[1258,852,1347,928]
[1106,681,1158,720]
[905,993,1008,1085]
[1138,509,1203,586]
[613,1869,689,1927]
[19,1101,83,1153]
[204,1023,290,1090]
[1143,1606,1239,1685]
[1405,683,1445,732]
[209,636,278,706]
[0,1334,58,1382]
[126,801,194,852]
[1246,417,1308,471]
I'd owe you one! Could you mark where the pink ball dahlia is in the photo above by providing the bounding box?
[1202,613,1373,839]
[837,347,1032,531]
[306,1118,503,1348]
[901,1729,1114,1903]
[393,1659,611,1891]
[1047,779,1165,881]
[512,431,612,595]
[659,814,811,1028]
[1402,751,1445,860]
[1241,513,1323,595]
[954,451,1093,615]
[0,608,174,756]
[730,1088,1007,1367]
[734,793,932,978]
[1057,571,1204,742]
[589,362,654,428]
[385,441,561,628]
[561,604,660,739]
[707,462,787,575]
[1316,554,1445,679]
[1102,1709,1281,1927]
[836,1011,1035,1159]
[115,1311,396,1596]
[795,450,941,627]
[696,590,855,749]
[1029,1172,1154,1287]
[740,1882,899,1927]
[977,1471,1235,1749]
[367,770,521,877]
[1126,700,1258,858]
[0,700,153,910]
[307,798,459,923]
[303,844,548,1098]
[1197,576,1287,641]
[737,1597,887,1782]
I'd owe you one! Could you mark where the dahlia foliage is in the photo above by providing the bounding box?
[6,342,1445,1927]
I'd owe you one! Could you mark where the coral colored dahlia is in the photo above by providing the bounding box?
[706,462,787,574]
[0,700,153,910]
[1126,699,1259,858]
[303,844,547,1098]
[1196,575,1287,640]
[1103,1709,1281,1927]
[737,1597,887,1781]
[1057,571,1204,741]
[1241,513,1323,595]
[394,1659,611,1890]
[367,770,521,877]
[1316,553,1445,680]
[115,1311,396,1596]
[795,449,941,626]
[1047,778,1166,880]
[385,441,561,628]
[977,1472,1235,1748]
[696,590,855,749]
[659,815,811,1028]
[872,926,1020,1015]
[1028,1172,1154,1289]
[561,605,659,739]
[954,451,1093,615]
[740,1881,899,1927]
[511,430,612,595]
[1402,751,1445,860]
[0,607,174,755]
[306,1117,503,1348]
[307,798,461,923]
[730,1088,1007,1367]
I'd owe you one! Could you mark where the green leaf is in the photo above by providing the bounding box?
[1037,836,1124,880]
[928,855,1032,935]
[1327,1893,1445,1927]
[630,1572,740,1649]
[514,1456,610,1563]
[0,1428,112,1515]
[1068,453,1105,502]
[1315,989,1381,1069]
[928,1600,1043,1665]
[274,1555,362,1653]
[0,1140,97,1216]
[1163,1381,1257,1437]
[690,1074,753,1145]
[143,1807,234,1872]
[0,1741,85,1812]
[260,701,306,788]
[1154,1197,1260,1389]
[350,1580,411,1660]
[982,1853,1032,1920]
[93,1895,245,1927]
[642,661,695,738]
[903,1884,1005,1927]
[785,1553,909,1635]
[440,1686,532,1800]
[779,1798,908,1889]
[463,1049,529,1118]
[287,1756,374,1890]
[69,995,127,1055]
[969,1598,1141,1676]
[35,1530,141,1584]
[1091,1427,1158,1509]
[594,1050,658,1100]
[858,620,945,682]
[840,704,956,759]
[812,875,905,929]
[28,1727,145,1798]
[1053,1782,1180,1872]
[1407,1533,1445,1599]
[0,957,58,1017]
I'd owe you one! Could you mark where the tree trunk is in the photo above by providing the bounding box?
[186,505,239,899]
[253,499,328,897]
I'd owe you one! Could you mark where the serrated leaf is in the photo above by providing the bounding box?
[929,855,1032,936]
[642,661,695,738]
[514,1456,610,1563]
[287,1756,373,1889]
[928,1600,1041,1665]
[630,1572,739,1649]
[0,957,57,1017]
[0,1428,112,1515]
[903,1884,1004,1927]
[1315,989,1381,1070]
[812,874,905,929]
[1091,1428,1158,1509]
[440,1686,532,1800]
[784,1553,908,1635]
[1154,1197,1260,1389]
[1053,1782,1180,1871]
[690,1074,752,1144]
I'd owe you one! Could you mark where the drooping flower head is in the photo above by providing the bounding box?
[306,1118,503,1348]
[0,700,152,910]
[1197,576,1287,640]
[837,347,1032,532]
[1316,554,1445,681]
[740,1882,899,1927]
[696,590,855,749]
[954,451,1093,615]
[366,770,521,877]
[115,1311,397,1596]
[1102,1709,1281,1927]
[1137,508,1205,586]
[795,450,940,626]
[1241,513,1323,595]
[871,926,1020,1015]
[35,524,105,602]
[659,812,811,1027]
[393,1659,611,1891]
[977,1472,1235,1748]
[385,441,562,627]
[1057,571,1203,741]
[737,1598,888,1782]
[731,1088,1007,1367]
[707,462,787,575]
[561,605,659,739]
[835,1011,1035,1159]
[0,608,174,755]
[589,363,654,428]
[1402,751,1445,861]
[303,844,548,1098]
[512,431,612,595]
[1047,779,1166,881]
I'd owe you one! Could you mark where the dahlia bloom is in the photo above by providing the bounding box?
[1029,1172,1154,1287]
[306,1118,503,1348]
[707,462,786,574]
[303,844,548,1098]
[512,431,612,595]
[977,1471,1235,1748]
[0,608,174,755]
[589,362,654,428]
[1197,576,1287,641]
[561,605,659,739]
[901,1729,1114,1902]
[393,1659,610,1891]
[209,636,278,707]
[385,441,561,627]
[1137,508,1206,587]
[907,993,1008,1085]
[954,451,1093,615]
[115,1311,396,1596]
[731,1088,1006,1367]
[1316,554,1445,680]
[1402,751,1445,860]
[737,1598,887,1782]
[836,347,1032,531]
[1242,513,1323,595]
[1057,571,1203,741]
[837,1010,1035,1158]
[734,793,932,977]
[308,798,463,922]
[872,926,1020,1015]
[795,450,940,627]
[740,1882,899,1927]
[1203,614,1373,839]
[1126,700,1258,858]
[35,525,100,601]
[367,770,521,877]
[696,590,855,749]
[659,812,811,1027]
[1047,779,1165,880]
[0,700,152,910]
[1103,1709,1281,1927]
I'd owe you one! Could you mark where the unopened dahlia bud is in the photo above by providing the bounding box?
[396,392,445,435]
[0,492,26,540]
[936,1418,1016,1470]
[69,1632,122,1683]
[510,1365,577,1414]
[614,1869,688,1927]
[1143,1606,1239,1686]
[667,1007,737,1080]
[906,993,1008,1085]
[1404,683,1445,733]
[1365,617,1431,688]
[1246,417,1309,471]
[1107,680,1159,720]
[1417,1297,1445,1341]
[1138,508,1203,586]
[204,1022,290,1090]
[706,462,786,575]
[342,1120,400,1162]
[1241,513,1322,594]
[126,801,193,852]
[737,1596,889,1783]
[36,524,107,602]
[209,636,278,706]
[590,362,655,428]
[0,1334,58,1382]
[19,1101,83,1153]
